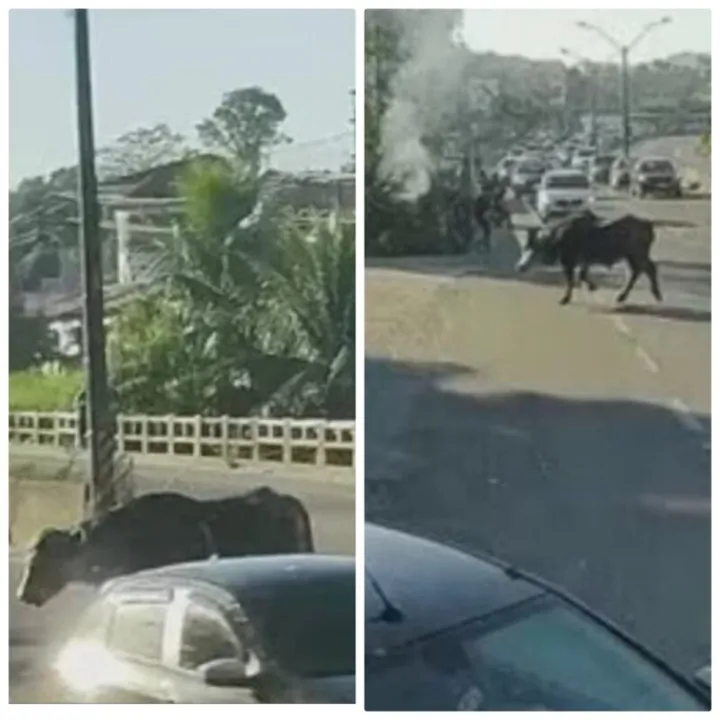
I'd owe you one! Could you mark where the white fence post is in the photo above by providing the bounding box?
[9,411,354,470]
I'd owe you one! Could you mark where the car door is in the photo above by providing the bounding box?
[162,592,262,703]
[96,596,174,703]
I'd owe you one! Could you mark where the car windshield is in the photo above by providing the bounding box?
[518,161,543,173]
[577,149,594,157]
[544,174,589,189]
[239,572,355,678]
[640,160,674,173]
[594,156,614,167]
[366,597,705,711]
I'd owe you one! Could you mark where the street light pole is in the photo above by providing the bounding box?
[73,9,114,517]
[577,17,672,159]
[620,47,631,158]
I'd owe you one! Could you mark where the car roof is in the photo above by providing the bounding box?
[639,156,673,164]
[544,169,587,178]
[365,523,544,653]
[102,554,354,598]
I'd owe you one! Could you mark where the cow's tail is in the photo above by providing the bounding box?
[644,220,656,252]
[286,496,315,553]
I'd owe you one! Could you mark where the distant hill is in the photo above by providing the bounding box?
[464,50,711,115]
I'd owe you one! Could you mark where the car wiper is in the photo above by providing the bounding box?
[366,571,405,624]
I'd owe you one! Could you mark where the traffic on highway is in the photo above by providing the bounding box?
[365,9,710,710]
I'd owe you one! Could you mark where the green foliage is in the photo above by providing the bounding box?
[109,161,355,419]
[197,87,292,175]
[9,369,83,412]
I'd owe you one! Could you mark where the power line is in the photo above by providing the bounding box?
[268,131,353,157]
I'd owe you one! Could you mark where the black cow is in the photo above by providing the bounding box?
[16,486,314,607]
[516,210,663,306]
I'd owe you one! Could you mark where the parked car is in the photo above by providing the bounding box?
[365,523,710,711]
[631,157,682,198]
[54,555,355,703]
[510,157,546,197]
[496,156,517,182]
[588,154,616,184]
[536,170,594,221]
[610,155,632,189]
[570,146,596,171]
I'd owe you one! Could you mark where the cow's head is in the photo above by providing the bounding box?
[516,226,559,272]
[16,527,86,607]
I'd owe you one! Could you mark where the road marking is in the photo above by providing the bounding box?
[669,398,705,435]
[634,345,660,374]
[612,316,633,338]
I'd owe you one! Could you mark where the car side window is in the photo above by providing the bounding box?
[107,601,168,663]
[179,601,241,671]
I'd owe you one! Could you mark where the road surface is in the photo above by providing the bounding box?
[9,457,354,703]
[366,174,710,676]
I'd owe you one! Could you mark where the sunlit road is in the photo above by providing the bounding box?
[9,460,354,703]
[365,150,710,676]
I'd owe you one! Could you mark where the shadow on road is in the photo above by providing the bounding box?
[661,260,711,274]
[604,303,711,324]
[365,355,710,675]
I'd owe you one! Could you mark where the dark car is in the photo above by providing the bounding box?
[631,157,682,198]
[510,157,545,197]
[365,523,710,711]
[589,154,616,184]
[54,554,355,703]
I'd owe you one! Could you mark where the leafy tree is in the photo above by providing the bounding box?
[110,159,354,419]
[97,123,191,179]
[196,87,291,175]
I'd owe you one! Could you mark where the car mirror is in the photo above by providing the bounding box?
[201,657,254,688]
[693,664,710,690]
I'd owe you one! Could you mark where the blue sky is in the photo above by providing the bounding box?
[9,9,355,187]
[463,9,711,63]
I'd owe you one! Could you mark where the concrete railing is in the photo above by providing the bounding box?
[9,412,355,469]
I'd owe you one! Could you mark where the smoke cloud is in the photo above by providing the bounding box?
[379,11,469,202]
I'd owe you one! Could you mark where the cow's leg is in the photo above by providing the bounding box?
[579,265,597,292]
[645,259,663,302]
[617,260,641,303]
[560,264,576,305]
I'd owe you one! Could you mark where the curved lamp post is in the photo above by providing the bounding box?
[577,16,672,158]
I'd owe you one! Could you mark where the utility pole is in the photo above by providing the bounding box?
[349,88,356,173]
[74,9,114,517]
[619,47,631,158]
[576,17,672,160]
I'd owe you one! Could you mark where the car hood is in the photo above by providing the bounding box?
[540,188,591,200]
[297,674,355,703]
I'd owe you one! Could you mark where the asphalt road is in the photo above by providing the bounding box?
[365,170,710,676]
[9,458,354,703]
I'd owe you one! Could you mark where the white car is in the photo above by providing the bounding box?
[571,147,596,170]
[536,170,594,221]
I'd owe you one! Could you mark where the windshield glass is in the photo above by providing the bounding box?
[544,174,589,190]
[640,160,674,173]
[240,572,355,678]
[594,156,614,167]
[366,597,704,711]
[577,149,594,157]
[517,161,544,173]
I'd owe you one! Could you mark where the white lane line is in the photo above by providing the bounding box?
[612,316,633,338]
[669,397,706,435]
[635,345,660,374]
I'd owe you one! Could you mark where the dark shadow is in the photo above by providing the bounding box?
[651,218,698,229]
[660,260,711,274]
[604,303,711,323]
[365,355,710,676]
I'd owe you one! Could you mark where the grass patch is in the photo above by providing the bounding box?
[10,369,84,412]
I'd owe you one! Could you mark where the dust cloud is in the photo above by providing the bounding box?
[378,11,469,202]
